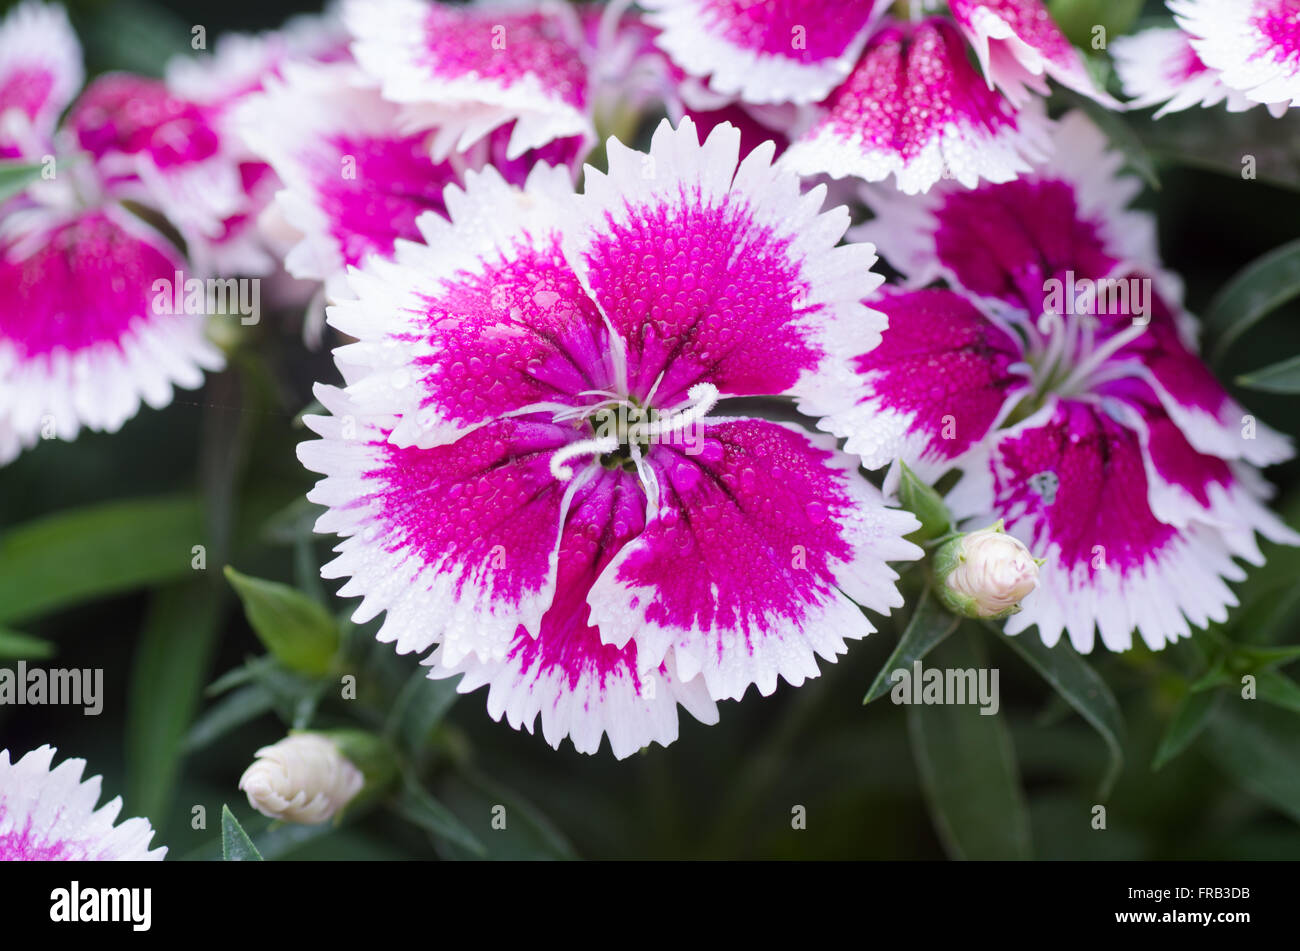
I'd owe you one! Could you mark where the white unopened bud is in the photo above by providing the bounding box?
[238,733,364,825]
[934,522,1040,620]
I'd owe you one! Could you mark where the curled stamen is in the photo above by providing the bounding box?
[630,382,720,442]
[550,435,619,481]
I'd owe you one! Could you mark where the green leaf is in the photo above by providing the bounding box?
[1206,238,1300,365]
[864,588,959,704]
[1189,659,1234,693]
[260,496,325,545]
[896,462,952,543]
[0,627,54,660]
[1131,106,1300,193]
[0,496,203,625]
[1234,643,1300,670]
[1048,0,1142,46]
[386,669,460,763]
[184,684,275,753]
[907,628,1032,860]
[992,625,1125,796]
[1203,702,1300,824]
[125,582,222,825]
[1153,689,1219,771]
[1237,354,1300,393]
[438,767,578,860]
[0,161,43,203]
[1256,669,1300,716]
[221,805,264,861]
[224,566,340,675]
[204,655,279,697]
[393,773,486,857]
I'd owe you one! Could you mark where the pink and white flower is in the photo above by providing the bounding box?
[0,746,166,861]
[299,118,921,757]
[236,62,462,298]
[645,0,1113,193]
[0,6,223,466]
[66,73,247,242]
[1169,0,1300,116]
[644,0,889,105]
[945,0,1119,108]
[161,8,353,274]
[1110,26,1256,117]
[823,112,1297,653]
[345,0,599,161]
[236,61,584,300]
[780,17,1052,195]
[0,2,82,160]
[0,206,223,464]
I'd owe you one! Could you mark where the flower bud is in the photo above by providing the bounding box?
[934,521,1040,620]
[238,733,364,825]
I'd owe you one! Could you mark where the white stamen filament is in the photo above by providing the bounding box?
[629,382,719,441]
[1057,322,1148,395]
[552,396,623,423]
[595,0,636,71]
[550,435,619,481]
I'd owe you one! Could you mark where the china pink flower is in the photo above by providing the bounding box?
[0,3,222,465]
[236,61,585,300]
[343,0,670,163]
[158,7,353,274]
[0,2,81,160]
[299,118,920,757]
[1168,0,1300,115]
[1114,1,1300,118]
[0,746,166,861]
[643,0,1116,193]
[821,113,1297,653]
[1110,27,1255,118]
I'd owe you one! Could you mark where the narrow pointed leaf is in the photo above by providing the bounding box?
[1153,689,1219,771]
[864,588,959,704]
[221,805,264,861]
[907,629,1032,860]
[992,624,1125,797]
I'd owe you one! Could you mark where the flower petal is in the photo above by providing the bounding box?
[821,287,1032,477]
[642,0,889,104]
[428,466,718,759]
[0,1,82,159]
[344,0,594,159]
[568,116,884,417]
[1102,378,1300,561]
[299,385,580,665]
[0,208,223,464]
[589,417,920,701]
[947,0,1120,107]
[67,74,245,238]
[0,746,165,860]
[949,396,1250,652]
[858,111,1166,324]
[1090,282,1294,467]
[782,18,1052,194]
[1111,26,1257,117]
[327,162,614,449]
[1171,0,1300,113]
[236,62,461,292]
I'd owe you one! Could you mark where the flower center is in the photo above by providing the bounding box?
[548,382,720,482]
[1015,312,1148,416]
